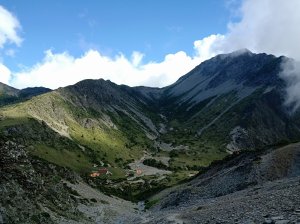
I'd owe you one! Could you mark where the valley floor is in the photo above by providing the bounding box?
[58,174,300,224]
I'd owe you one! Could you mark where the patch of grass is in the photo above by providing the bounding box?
[66,118,143,168]
[100,199,109,204]
[30,144,93,173]
[0,117,30,129]
[169,149,227,170]
[145,198,160,209]
[143,158,168,170]
[165,171,198,186]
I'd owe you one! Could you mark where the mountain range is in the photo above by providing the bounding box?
[1,49,300,223]
[0,82,51,106]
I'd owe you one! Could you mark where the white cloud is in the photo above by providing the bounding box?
[223,0,300,111]
[131,51,144,67]
[0,63,11,84]
[9,28,225,89]
[11,48,201,89]
[200,0,300,60]
[280,59,300,112]
[0,5,21,85]
[0,5,22,48]
[6,0,300,90]
[194,34,225,60]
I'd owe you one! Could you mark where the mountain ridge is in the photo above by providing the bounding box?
[0,82,52,106]
[1,50,299,165]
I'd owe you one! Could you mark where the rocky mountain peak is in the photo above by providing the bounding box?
[163,50,284,103]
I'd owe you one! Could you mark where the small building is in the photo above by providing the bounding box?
[136,168,142,175]
[90,168,112,177]
[90,172,101,177]
[98,168,109,175]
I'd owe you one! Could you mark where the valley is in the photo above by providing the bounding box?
[1,50,300,223]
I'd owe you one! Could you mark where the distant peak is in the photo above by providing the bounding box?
[227,48,253,57]
[0,82,12,87]
[0,82,19,93]
[211,49,254,61]
[234,48,252,54]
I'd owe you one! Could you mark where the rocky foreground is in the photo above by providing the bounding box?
[131,143,300,224]
[138,177,300,224]
[1,140,300,224]
[0,141,140,224]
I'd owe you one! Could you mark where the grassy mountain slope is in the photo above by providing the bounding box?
[0,83,157,173]
[0,79,174,202]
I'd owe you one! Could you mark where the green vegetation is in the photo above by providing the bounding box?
[145,198,160,209]
[169,150,227,170]
[143,158,168,170]
[30,144,92,173]
[0,87,239,202]
[2,78,288,203]
[0,94,18,106]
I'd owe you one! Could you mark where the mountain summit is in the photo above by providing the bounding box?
[152,50,296,153]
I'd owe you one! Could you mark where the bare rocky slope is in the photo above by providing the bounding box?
[137,143,300,223]
[0,140,142,224]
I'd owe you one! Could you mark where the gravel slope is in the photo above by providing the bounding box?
[129,143,300,224]
[142,177,300,224]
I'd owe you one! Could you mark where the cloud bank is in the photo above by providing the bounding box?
[0,5,22,84]
[10,34,222,89]
[11,48,205,89]
[0,63,11,84]
[213,0,300,60]
[2,0,300,92]
[0,5,22,48]
[280,59,300,112]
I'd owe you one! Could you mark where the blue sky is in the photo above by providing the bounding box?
[1,0,234,69]
[0,0,299,89]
